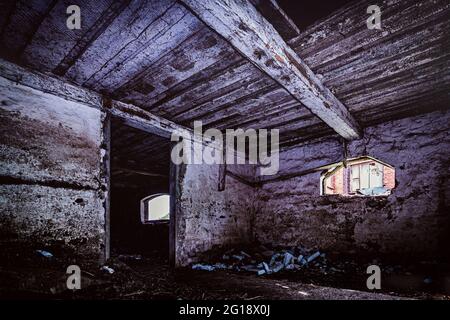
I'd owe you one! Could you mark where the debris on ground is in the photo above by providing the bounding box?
[100,266,115,274]
[36,250,53,258]
[187,245,450,300]
[190,245,329,275]
[192,264,215,272]
[118,254,143,262]
[0,249,446,300]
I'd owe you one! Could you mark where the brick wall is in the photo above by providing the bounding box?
[383,166,396,189]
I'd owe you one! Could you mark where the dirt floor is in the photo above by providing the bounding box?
[1,250,449,300]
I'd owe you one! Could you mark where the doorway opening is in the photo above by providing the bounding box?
[109,117,173,262]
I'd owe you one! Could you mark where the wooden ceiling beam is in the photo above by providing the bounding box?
[180,0,362,140]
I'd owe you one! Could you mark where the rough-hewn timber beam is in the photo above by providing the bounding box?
[105,99,189,139]
[0,58,102,108]
[180,0,362,140]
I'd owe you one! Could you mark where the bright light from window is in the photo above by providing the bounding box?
[320,156,395,196]
[147,195,170,221]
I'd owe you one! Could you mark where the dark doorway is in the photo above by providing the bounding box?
[109,117,172,260]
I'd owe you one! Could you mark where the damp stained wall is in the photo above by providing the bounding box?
[0,75,107,262]
[175,163,256,266]
[255,109,450,261]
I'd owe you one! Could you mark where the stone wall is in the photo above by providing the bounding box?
[0,75,107,263]
[175,163,255,266]
[255,109,450,261]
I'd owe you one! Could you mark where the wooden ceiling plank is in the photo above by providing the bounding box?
[292,0,446,63]
[118,27,236,107]
[197,87,293,127]
[82,2,202,91]
[177,80,279,124]
[0,0,56,61]
[53,0,132,76]
[241,110,318,132]
[312,18,450,101]
[21,0,114,72]
[154,61,263,116]
[146,50,244,110]
[173,75,277,122]
[215,98,302,129]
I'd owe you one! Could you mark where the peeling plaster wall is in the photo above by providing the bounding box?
[255,110,450,261]
[175,163,255,266]
[0,76,106,262]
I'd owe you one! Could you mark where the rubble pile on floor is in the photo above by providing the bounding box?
[191,245,331,275]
